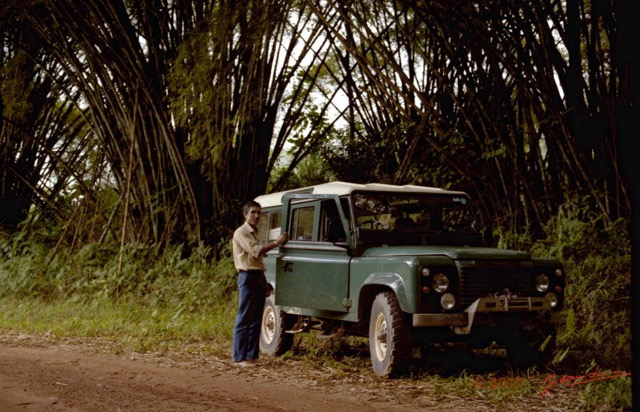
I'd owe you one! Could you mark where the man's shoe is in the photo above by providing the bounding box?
[233,360,254,367]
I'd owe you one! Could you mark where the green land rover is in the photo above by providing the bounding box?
[255,182,565,378]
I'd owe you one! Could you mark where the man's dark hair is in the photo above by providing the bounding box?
[243,200,261,215]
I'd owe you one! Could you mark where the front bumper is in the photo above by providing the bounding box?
[412,296,565,333]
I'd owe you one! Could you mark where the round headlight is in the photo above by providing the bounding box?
[535,273,550,292]
[554,268,563,277]
[441,293,456,310]
[421,267,430,277]
[432,273,449,293]
[545,292,558,308]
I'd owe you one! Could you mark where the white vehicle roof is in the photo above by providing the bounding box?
[254,181,468,208]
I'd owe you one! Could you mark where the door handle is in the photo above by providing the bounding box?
[283,261,293,273]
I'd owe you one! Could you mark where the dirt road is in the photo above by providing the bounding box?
[0,334,581,411]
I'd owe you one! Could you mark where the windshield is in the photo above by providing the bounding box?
[352,192,480,246]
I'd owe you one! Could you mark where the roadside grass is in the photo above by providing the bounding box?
[0,296,236,358]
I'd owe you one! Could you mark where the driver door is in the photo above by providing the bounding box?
[275,195,352,312]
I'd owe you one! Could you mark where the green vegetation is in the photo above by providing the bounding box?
[533,201,631,372]
[0,235,239,357]
[0,195,631,410]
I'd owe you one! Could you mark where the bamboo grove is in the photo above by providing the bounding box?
[0,0,633,250]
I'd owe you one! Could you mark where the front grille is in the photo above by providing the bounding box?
[459,265,534,306]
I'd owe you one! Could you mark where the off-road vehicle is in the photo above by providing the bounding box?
[255,182,564,377]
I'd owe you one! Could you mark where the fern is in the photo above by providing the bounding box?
[530,198,631,371]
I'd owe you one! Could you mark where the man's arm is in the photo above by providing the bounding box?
[259,232,289,256]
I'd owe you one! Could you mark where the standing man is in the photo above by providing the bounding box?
[232,200,288,366]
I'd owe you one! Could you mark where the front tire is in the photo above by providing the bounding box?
[260,295,294,355]
[506,326,555,370]
[369,291,412,378]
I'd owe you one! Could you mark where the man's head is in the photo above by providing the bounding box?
[243,200,262,226]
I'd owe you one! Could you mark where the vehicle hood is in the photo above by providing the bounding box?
[361,245,531,261]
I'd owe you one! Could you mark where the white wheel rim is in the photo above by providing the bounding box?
[373,312,388,362]
[262,306,276,345]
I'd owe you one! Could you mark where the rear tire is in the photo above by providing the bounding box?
[369,291,412,378]
[260,295,294,355]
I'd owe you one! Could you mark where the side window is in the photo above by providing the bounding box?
[267,211,282,241]
[257,210,283,244]
[291,206,315,241]
[320,200,347,242]
[257,212,269,244]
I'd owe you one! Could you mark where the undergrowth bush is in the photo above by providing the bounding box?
[499,196,631,372]
[1,233,240,355]
[0,235,238,313]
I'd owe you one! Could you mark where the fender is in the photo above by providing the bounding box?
[362,272,412,313]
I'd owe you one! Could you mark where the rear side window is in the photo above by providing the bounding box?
[257,210,282,244]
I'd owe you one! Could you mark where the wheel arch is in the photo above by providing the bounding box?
[358,272,411,322]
